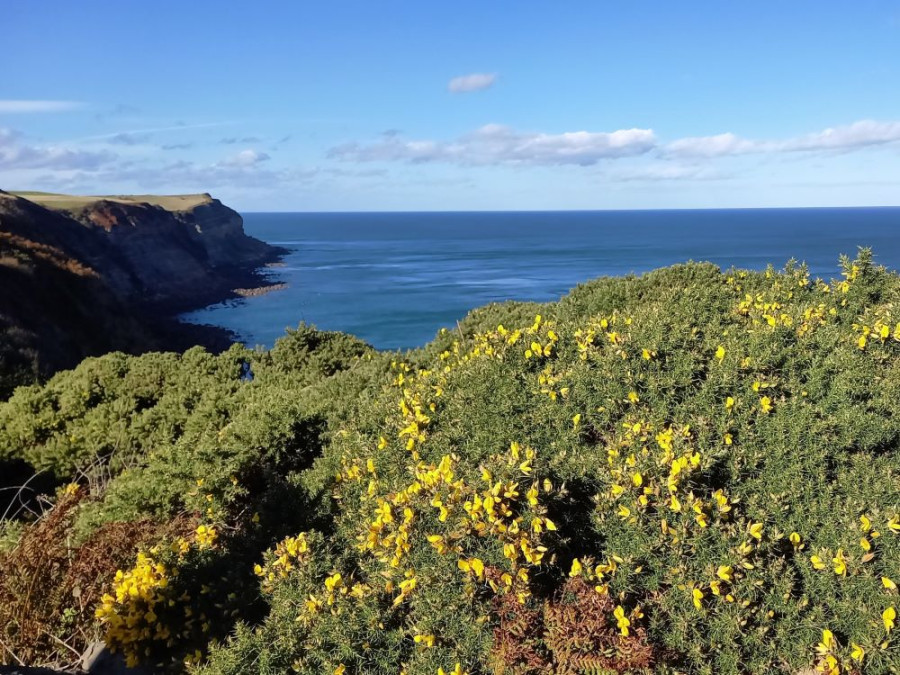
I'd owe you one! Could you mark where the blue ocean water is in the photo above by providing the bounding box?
[181,208,900,351]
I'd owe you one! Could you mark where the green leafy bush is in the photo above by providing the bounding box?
[5,254,900,674]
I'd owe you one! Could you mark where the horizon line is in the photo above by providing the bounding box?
[241,204,900,214]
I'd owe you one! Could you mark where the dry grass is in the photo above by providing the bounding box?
[0,487,198,669]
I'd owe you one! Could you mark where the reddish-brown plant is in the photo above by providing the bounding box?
[0,489,195,668]
[490,574,654,675]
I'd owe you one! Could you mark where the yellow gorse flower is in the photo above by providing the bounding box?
[569,558,583,578]
[195,524,217,549]
[437,664,466,675]
[816,628,835,655]
[692,587,704,609]
[414,633,436,648]
[888,515,900,534]
[832,549,847,576]
[613,605,630,636]
[94,538,219,668]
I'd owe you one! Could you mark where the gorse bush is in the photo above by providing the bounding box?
[3,252,900,674]
[0,345,250,478]
[0,325,381,668]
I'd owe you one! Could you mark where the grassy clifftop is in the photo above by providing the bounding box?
[2,251,900,674]
[12,191,215,214]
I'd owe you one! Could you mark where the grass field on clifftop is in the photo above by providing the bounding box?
[11,191,213,213]
[3,251,900,674]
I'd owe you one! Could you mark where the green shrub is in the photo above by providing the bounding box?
[7,253,900,674]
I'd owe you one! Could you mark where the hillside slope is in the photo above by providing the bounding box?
[2,252,900,674]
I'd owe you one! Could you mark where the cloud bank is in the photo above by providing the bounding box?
[666,120,900,158]
[329,119,900,170]
[4,115,898,200]
[0,100,84,114]
[330,124,657,166]
[0,128,115,171]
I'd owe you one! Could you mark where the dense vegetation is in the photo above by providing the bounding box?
[3,251,900,674]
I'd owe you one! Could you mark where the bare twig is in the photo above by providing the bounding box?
[0,635,26,666]
[1,468,49,522]
[43,629,82,660]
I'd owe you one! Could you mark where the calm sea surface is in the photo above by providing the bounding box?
[181,209,900,350]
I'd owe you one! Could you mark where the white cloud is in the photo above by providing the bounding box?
[0,127,115,170]
[330,124,656,166]
[448,73,497,93]
[609,163,730,182]
[219,149,270,167]
[667,120,900,158]
[784,120,900,152]
[666,133,762,158]
[0,100,84,113]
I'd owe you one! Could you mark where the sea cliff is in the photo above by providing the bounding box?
[0,190,284,396]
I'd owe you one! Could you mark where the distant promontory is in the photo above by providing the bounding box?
[0,190,285,396]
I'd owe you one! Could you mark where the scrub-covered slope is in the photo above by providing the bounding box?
[3,251,900,675]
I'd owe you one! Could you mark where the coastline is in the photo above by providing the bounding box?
[160,247,290,353]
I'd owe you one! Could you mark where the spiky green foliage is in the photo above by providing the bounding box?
[4,252,900,674]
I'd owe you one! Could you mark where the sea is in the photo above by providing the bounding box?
[180,208,900,351]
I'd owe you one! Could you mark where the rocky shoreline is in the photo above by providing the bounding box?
[233,282,288,298]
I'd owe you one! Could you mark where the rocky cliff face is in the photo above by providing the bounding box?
[0,190,284,396]
[68,194,281,309]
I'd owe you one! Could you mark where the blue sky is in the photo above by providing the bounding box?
[3,1,900,210]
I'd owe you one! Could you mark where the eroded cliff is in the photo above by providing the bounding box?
[0,190,284,396]
[45,192,282,309]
